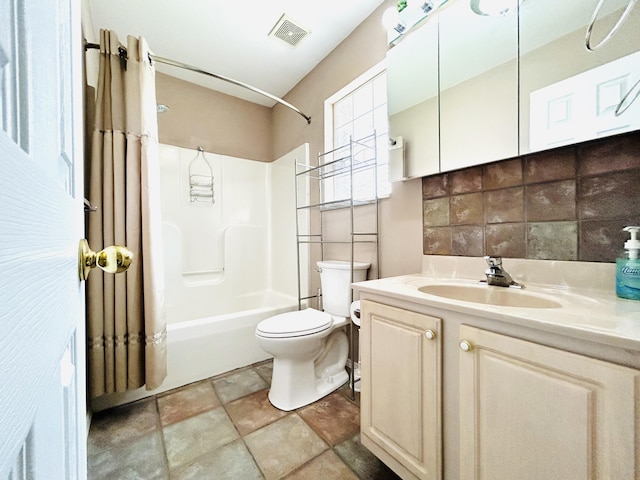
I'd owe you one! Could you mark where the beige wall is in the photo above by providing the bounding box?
[273,0,424,278]
[155,73,272,162]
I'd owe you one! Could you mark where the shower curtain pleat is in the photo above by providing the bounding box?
[87,29,167,398]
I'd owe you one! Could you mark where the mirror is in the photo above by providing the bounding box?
[438,0,518,171]
[387,16,439,180]
[520,0,640,154]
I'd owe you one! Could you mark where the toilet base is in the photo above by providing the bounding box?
[268,367,348,411]
[267,329,349,411]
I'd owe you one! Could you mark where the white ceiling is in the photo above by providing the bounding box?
[87,0,386,107]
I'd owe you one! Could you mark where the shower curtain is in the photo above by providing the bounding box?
[86,29,166,397]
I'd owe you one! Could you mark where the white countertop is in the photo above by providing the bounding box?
[352,256,640,351]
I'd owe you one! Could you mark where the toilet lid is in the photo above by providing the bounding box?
[256,308,332,338]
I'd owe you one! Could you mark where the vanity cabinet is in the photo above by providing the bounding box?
[360,300,442,480]
[359,298,640,480]
[519,0,640,154]
[459,324,639,480]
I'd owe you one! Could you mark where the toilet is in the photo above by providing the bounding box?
[255,260,370,411]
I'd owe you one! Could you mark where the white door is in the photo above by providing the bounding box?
[0,0,86,478]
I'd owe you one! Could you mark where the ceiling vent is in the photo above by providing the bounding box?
[268,14,310,47]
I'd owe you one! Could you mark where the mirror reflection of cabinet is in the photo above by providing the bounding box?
[438,0,518,172]
[387,17,439,180]
[520,0,640,154]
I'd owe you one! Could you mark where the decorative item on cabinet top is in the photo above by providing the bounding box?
[189,146,215,204]
[383,0,448,44]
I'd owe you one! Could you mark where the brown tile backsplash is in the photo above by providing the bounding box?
[524,148,576,184]
[578,131,640,176]
[452,226,484,257]
[424,227,452,255]
[527,222,578,261]
[485,187,525,224]
[422,132,640,262]
[450,166,483,194]
[483,158,523,190]
[525,180,576,222]
[423,197,450,226]
[485,223,526,258]
[422,174,449,199]
[451,192,484,225]
[578,169,640,220]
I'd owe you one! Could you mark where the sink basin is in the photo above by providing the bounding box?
[418,284,562,309]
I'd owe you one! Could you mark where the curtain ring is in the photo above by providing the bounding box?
[585,0,638,51]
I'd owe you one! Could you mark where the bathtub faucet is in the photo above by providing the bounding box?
[480,256,522,288]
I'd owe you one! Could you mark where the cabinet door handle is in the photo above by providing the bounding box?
[425,329,436,340]
[585,0,638,51]
[459,340,473,352]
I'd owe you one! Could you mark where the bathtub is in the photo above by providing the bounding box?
[91,289,297,411]
[163,290,297,390]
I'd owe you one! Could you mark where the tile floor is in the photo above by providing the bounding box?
[88,360,401,479]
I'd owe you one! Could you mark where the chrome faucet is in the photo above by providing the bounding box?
[480,256,522,288]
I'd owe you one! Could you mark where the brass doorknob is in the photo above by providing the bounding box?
[78,239,133,281]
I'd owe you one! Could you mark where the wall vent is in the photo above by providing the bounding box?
[268,14,310,47]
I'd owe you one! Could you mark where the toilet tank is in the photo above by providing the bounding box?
[317,260,370,317]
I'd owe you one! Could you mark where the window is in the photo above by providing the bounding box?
[323,61,390,204]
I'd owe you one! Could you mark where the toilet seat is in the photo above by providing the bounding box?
[256,308,332,338]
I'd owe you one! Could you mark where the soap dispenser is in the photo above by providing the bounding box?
[616,226,640,300]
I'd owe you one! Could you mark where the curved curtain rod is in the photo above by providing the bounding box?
[84,42,312,124]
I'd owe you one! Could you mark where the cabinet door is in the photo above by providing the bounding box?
[439,0,518,171]
[459,325,640,480]
[387,17,439,180]
[360,300,442,480]
[520,0,640,154]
